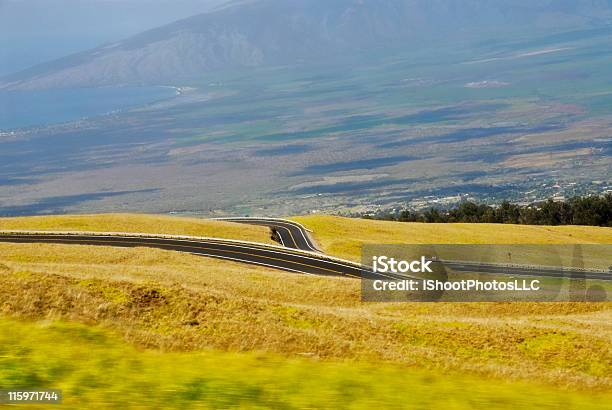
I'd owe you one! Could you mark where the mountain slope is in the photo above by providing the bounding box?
[3,0,612,89]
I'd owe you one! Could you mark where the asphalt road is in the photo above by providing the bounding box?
[0,232,394,280]
[0,218,609,282]
[215,218,320,252]
[446,261,611,281]
[214,219,611,282]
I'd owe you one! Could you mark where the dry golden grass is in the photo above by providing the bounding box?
[0,213,274,244]
[5,320,610,410]
[1,241,610,392]
[291,215,612,261]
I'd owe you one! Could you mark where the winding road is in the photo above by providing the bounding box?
[214,217,320,252]
[0,218,609,282]
[0,228,394,280]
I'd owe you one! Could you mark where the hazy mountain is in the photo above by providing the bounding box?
[3,0,612,90]
[0,0,229,76]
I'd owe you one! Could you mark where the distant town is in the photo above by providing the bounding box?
[404,180,611,211]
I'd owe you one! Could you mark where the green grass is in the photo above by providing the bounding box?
[1,318,610,409]
[173,29,612,146]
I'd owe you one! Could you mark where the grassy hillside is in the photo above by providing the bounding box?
[3,319,610,409]
[291,215,612,261]
[0,213,274,244]
[0,214,611,408]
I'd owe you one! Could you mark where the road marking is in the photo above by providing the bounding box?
[217,218,320,252]
[3,237,359,277]
[5,232,363,270]
[266,221,318,252]
[274,221,318,252]
[187,252,315,276]
[0,233,395,278]
[278,225,298,249]
[275,228,285,246]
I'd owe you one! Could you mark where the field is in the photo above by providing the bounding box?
[1,27,611,216]
[2,319,610,409]
[0,214,611,408]
[0,213,274,244]
[291,215,612,261]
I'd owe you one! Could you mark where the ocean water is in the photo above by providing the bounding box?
[0,86,176,130]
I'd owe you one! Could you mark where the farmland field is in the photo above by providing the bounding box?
[1,27,611,216]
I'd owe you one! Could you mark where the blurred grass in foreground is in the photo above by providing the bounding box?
[0,319,610,409]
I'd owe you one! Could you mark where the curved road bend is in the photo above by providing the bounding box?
[1,232,609,281]
[0,232,399,280]
[215,218,321,252]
